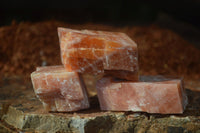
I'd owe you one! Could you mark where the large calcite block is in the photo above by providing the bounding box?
[31,65,90,112]
[58,28,139,78]
[96,76,188,114]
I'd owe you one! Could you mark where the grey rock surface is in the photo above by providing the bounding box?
[0,76,200,133]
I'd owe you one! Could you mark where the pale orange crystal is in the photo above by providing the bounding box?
[96,76,188,114]
[31,65,90,112]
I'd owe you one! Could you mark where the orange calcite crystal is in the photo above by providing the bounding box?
[58,28,139,77]
[96,76,188,114]
[31,65,90,112]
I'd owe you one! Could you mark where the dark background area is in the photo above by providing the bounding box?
[1,0,200,48]
[0,0,200,28]
[1,0,200,81]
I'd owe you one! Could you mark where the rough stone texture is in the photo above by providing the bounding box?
[31,65,90,112]
[58,27,139,80]
[0,76,200,133]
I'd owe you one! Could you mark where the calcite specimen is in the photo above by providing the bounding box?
[31,65,90,112]
[96,76,188,114]
[58,28,139,79]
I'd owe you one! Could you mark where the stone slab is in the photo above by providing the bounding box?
[0,76,200,133]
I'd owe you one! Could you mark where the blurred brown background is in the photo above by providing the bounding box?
[0,0,200,83]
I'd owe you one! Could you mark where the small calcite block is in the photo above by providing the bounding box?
[96,76,188,114]
[58,28,139,78]
[31,65,90,112]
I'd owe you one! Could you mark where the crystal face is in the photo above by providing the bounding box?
[58,27,139,80]
[31,65,90,112]
[96,76,188,114]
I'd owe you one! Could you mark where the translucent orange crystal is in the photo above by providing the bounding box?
[96,76,188,114]
[58,27,139,78]
[31,65,90,112]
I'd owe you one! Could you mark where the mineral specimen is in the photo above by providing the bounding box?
[58,28,139,79]
[31,65,90,112]
[96,76,188,114]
